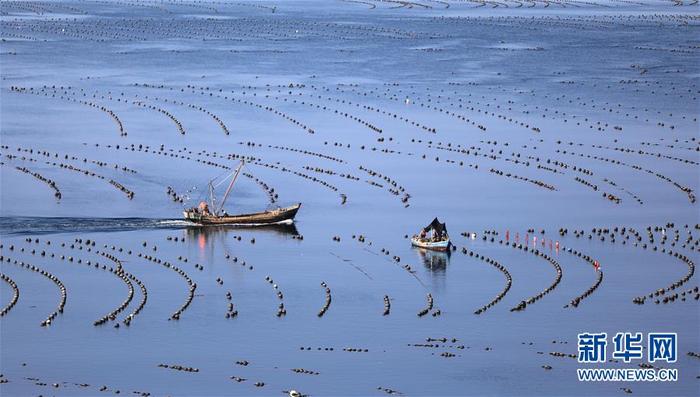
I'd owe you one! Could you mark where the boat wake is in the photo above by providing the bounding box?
[0,217,195,236]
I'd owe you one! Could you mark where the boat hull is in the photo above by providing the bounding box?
[184,203,301,226]
[411,236,450,251]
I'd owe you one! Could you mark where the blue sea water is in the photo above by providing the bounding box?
[0,1,698,396]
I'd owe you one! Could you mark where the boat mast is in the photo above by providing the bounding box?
[208,180,216,212]
[216,160,244,215]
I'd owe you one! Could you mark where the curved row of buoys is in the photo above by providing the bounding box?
[0,254,66,326]
[317,281,332,317]
[265,276,286,317]
[461,248,512,314]
[417,293,433,317]
[9,86,127,136]
[2,145,135,199]
[482,236,562,311]
[559,246,603,308]
[0,272,20,316]
[11,165,62,200]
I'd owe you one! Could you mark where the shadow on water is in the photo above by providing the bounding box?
[0,217,300,237]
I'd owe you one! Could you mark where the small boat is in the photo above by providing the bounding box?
[183,161,301,226]
[411,217,451,252]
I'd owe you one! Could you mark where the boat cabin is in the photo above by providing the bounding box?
[420,217,449,242]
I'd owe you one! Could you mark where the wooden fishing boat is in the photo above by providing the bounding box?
[184,203,300,225]
[411,217,451,251]
[411,236,450,251]
[183,161,301,226]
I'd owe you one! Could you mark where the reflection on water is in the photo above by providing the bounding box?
[186,222,300,253]
[416,248,450,291]
[416,247,450,272]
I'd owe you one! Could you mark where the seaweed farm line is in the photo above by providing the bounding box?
[0,1,699,396]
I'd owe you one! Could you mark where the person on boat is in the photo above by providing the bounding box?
[422,218,448,242]
[198,201,210,215]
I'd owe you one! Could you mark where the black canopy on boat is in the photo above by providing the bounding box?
[423,218,447,237]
